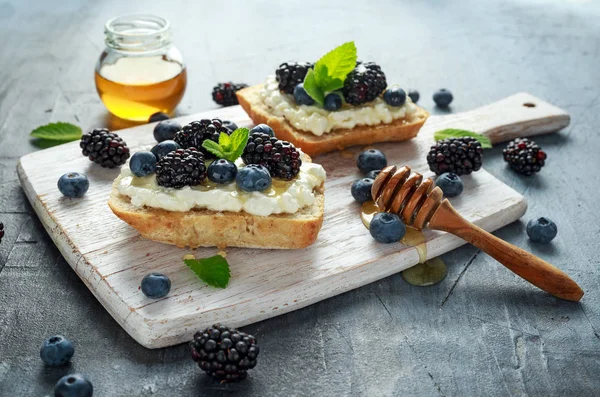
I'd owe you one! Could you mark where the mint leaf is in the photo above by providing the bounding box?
[227,128,249,162]
[320,77,345,93]
[315,41,357,82]
[184,255,231,288]
[434,129,493,149]
[219,132,232,151]
[303,69,325,106]
[202,140,226,158]
[30,122,82,142]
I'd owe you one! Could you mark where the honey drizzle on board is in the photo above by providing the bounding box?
[360,201,447,286]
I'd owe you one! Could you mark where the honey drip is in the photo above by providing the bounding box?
[360,201,447,286]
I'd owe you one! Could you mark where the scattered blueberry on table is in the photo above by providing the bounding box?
[435,172,464,198]
[527,217,557,244]
[40,335,74,366]
[141,273,171,299]
[407,89,420,103]
[58,173,89,198]
[370,212,406,243]
[54,373,93,397]
[351,178,374,203]
[149,112,170,123]
[433,89,453,107]
[365,170,381,180]
[357,149,387,174]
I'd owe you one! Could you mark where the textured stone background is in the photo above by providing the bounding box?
[0,0,599,395]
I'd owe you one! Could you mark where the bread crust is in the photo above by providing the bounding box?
[236,84,429,156]
[108,180,325,250]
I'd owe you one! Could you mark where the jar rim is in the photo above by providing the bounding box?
[105,14,170,37]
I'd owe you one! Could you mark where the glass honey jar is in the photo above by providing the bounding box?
[95,14,187,122]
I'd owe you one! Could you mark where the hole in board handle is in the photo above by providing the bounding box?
[523,102,536,108]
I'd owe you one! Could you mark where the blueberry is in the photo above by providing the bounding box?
[433,89,453,108]
[370,212,406,243]
[129,151,157,177]
[351,178,374,203]
[236,164,272,192]
[526,217,557,244]
[208,159,237,184]
[435,172,463,198]
[223,120,239,132]
[408,89,420,103]
[366,170,381,180]
[383,87,407,107]
[151,140,181,161]
[357,149,387,174]
[141,273,171,299]
[293,84,315,106]
[153,120,181,142]
[58,173,89,198]
[324,93,342,111]
[54,373,93,397]
[40,335,74,366]
[149,112,169,123]
[250,124,275,137]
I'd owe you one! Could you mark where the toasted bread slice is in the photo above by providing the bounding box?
[237,84,429,156]
[108,155,325,249]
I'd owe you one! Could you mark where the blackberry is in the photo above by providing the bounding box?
[191,324,259,382]
[174,119,231,159]
[275,62,314,94]
[80,128,130,168]
[0,222,4,244]
[342,62,387,105]
[502,138,547,176]
[241,132,302,180]
[427,137,483,175]
[212,82,248,107]
[156,148,207,188]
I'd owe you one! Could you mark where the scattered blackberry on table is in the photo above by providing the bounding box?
[293,83,315,106]
[357,149,387,174]
[408,89,420,103]
[427,137,483,175]
[0,222,4,244]
[54,373,93,397]
[527,217,557,244]
[236,164,272,192]
[370,212,406,243]
[141,273,171,299]
[153,120,181,142]
[174,119,231,159]
[502,138,547,176]
[80,128,130,168]
[324,92,343,111]
[58,172,89,198]
[383,86,407,107]
[275,61,314,94]
[208,159,237,184]
[151,140,181,161]
[40,335,74,366]
[149,112,169,123]
[433,89,453,107]
[342,62,387,106]
[156,148,207,188]
[242,132,302,180]
[129,151,157,177]
[250,124,275,137]
[435,172,463,198]
[191,324,260,382]
[212,82,248,107]
[351,178,374,203]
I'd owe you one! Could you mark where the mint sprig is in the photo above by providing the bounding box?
[30,122,82,142]
[434,129,492,149]
[303,41,357,106]
[184,255,231,289]
[202,127,249,162]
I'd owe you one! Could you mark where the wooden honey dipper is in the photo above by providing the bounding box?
[372,165,584,302]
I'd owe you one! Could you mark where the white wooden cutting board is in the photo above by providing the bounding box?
[17,93,569,348]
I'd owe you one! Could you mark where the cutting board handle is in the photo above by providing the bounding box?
[432,93,570,144]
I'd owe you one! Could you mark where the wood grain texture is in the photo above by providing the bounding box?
[2,1,600,396]
[17,91,564,349]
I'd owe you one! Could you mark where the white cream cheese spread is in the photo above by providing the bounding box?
[259,75,419,136]
[116,159,326,217]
